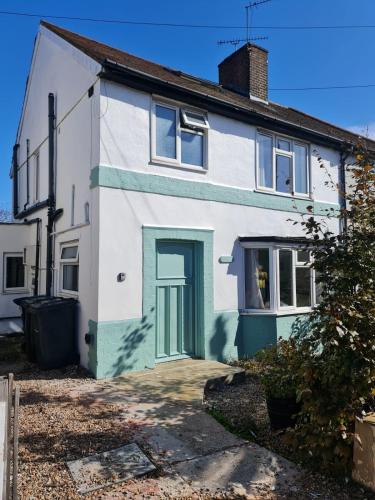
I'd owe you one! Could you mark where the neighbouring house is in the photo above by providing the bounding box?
[1,21,373,378]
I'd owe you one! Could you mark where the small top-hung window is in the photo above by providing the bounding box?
[181,109,209,129]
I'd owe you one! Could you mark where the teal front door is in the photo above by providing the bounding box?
[155,241,195,361]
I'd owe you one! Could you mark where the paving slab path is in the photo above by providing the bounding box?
[70,360,303,497]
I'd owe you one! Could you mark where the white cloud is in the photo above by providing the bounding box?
[347,122,375,140]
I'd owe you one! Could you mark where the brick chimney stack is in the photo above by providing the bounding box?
[218,43,268,102]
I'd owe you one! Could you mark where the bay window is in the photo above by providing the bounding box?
[243,242,318,314]
[245,248,271,310]
[152,101,208,169]
[257,131,310,196]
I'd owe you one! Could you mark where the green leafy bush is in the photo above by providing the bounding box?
[286,147,375,474]
[255,339,302,399]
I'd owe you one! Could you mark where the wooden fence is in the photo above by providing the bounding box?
[0,375,20,500]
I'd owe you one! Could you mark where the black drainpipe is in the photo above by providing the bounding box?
[12,144,19,218]
[25,218,41,295]
[24,138,30,211]
[46,93,56,296]
[339,147,351,233]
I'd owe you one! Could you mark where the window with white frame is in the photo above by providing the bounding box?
[3,253,25,292]
[152,101,209,168]
[257,131,310,196]
[243,244,317,313]
[60,243,79,293]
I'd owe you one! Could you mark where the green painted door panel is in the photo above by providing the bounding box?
[156,241,195,360]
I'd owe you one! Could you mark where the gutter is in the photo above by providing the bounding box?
[100,60,357,153]
[339,147,352,233]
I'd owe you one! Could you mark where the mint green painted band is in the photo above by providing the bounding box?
[90,165,339,215]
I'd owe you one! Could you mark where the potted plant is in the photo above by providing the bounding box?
[256,339,301,430]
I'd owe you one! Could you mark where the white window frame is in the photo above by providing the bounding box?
[242,243,276,314]
[151,98,209,171]
[3,252,26,293]
[256,130,311,198]
[181,109,209,129]
[60,242,79,296]
[241,243,318,315]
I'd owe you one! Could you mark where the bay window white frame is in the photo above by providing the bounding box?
[241,242,317,315]
[256,130,311,198]
[151,98,209,171]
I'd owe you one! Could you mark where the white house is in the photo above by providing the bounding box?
[1,21,372,378]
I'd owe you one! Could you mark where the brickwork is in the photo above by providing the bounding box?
[218,43,268,101]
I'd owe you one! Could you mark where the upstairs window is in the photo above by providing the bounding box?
[4,253,25,292]
[60,243,79,294]
[152,101,208,169]
[257,131,310,196]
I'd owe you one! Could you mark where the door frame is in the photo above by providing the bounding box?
[143,226,214,362]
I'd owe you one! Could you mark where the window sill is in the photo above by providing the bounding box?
[254,188,312,201]
[149,159,208,174]
[240,308,312,316]
[3,289,28,295]
[58,290,79,299]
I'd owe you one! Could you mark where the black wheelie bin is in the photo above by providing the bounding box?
[27,297,79,369]
[13,295,50,361]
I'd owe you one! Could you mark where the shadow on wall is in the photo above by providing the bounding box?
[110,312,154,377]
[89,307,155,379]
[226,239,245,310]
[290,314,312,340]
[209,313,242,362]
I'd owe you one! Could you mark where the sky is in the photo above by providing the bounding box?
[1,0,375,210]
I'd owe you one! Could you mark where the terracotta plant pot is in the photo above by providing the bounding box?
[266,396,301,430]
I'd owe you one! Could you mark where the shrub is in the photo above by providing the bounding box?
[287,146,375,474]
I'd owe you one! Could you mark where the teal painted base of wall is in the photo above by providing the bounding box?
[88,312,310,379]
[88,317,155,379]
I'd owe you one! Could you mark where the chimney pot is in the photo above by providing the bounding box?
[218,43,268,102]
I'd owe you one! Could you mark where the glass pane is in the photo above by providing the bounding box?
[155,105,176,159]
[279,250,293,307]
[181,131,203,166]
[296,267,311,307]
[183,110,207,127]
[61,246,78,259]
[245,249,270,309]
[258,134,273,188]
[6,256,24,288]
[315,271,322,304]
[294,143,308,194]
[277,138,290,151]
[63,265,79,291]
[276,154,292,193]
[297,250,310,263]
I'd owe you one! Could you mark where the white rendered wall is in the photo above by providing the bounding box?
[97,187,340,322]
[7,25,102,367]
[99,82,341,204]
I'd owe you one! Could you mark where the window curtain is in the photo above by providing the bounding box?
[245,249,267,309]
